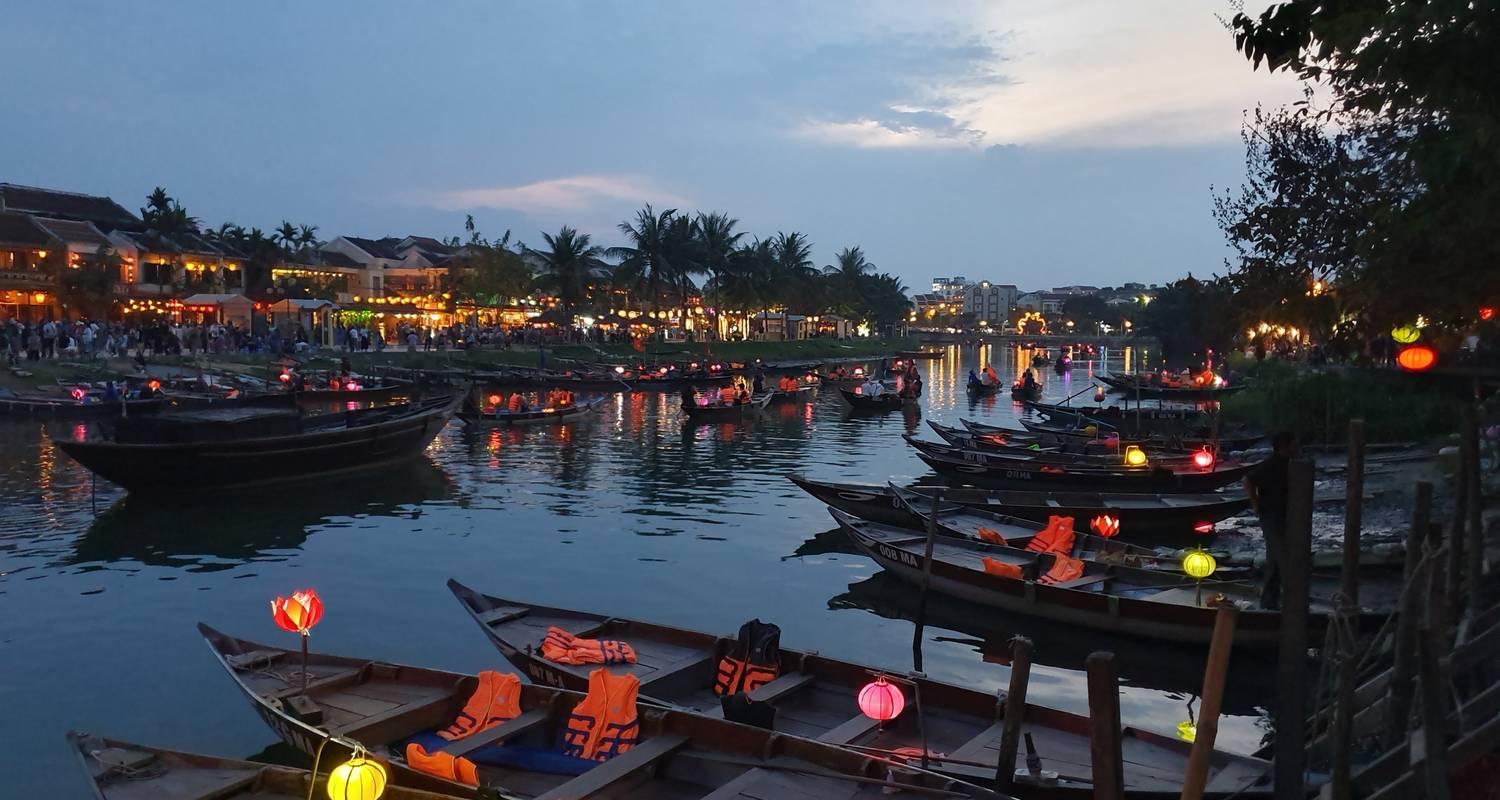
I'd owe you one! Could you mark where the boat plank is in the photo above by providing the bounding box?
[531,733,689,800]
[441,709,550,757]
[316,689,401,718]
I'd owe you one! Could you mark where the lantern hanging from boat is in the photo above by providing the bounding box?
[1192,448,1215,470]
[1193,521,1215,535]
[272,589,324,634]
[1182,550,1216,580]
[1481,307,1496,322]
[488,394,501,406]
[1396,345,1437,372]
[1177,720,1197,743]
[1123,445,1147,467]
[147,379,162,392]
[1390,325,1421,344]
[70,387,86,401]
[327,749,387,800]
[279,370,292,383]
[1090,514,1120,538]
[857,676,905,721]
[1093,387,1106,402]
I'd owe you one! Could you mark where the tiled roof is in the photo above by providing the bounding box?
[0,183,139,228]
[317,250,364,269]
[173,231,224,258]
[114,230,181,254]
[341,236,402,260]
[30,217,109,250]
[0,212,55,248]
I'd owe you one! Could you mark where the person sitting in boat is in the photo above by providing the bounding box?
[968,368,982,386]
[1023,370,1038,391]
[861,376,885,397]
[985,364,1000,385]
[681,386,696,409]
[507,394,524,413]
[737,386,751,404]
[718,385,738,406]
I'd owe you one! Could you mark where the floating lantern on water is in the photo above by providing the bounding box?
[1090,514,1120,538]
[1193,448,1216,470]
[1396,345,1437,372]
[272,589,324,690]
[1124,445,1148,467]
[1391,325,1421,344]
[858,676,905,721]
[327,748,386,800]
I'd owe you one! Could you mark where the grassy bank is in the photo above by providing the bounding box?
[1221,362,1460,444]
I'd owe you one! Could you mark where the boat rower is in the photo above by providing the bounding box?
[860,377,885,397]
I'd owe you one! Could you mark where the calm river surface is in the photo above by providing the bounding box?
[1,343,1274,796]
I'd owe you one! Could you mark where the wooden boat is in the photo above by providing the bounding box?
[886,485,1241,575]
[457,396,604,426]
[816,371,875,388]
[290,376,414,401]
[1013,419,1265,453]
[1009,384,1041,402]
[907,438,1258,492]
[965,379,999,396]
[1025,401,1206,426]
[832,509,1305,648]
[1097,374,1246,401]
[837,387,912,412]
[1052,358,1071,375]
[446,581,1274,798]
[0,388,166,418]
[681,390,773,422]
[926,422,1216,468]
[897,349,945,360]
[68,732,462,800]
[54,394,460,494]
[762,385,817,404]
[787,476,1251,535]
[199,624,986,800]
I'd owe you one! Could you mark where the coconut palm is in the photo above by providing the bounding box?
[530,226,607,318]
[297,224,320,252]
[610,205,705,311]
[140,187,199,238]
[274,221,300,259]
[769,231,821,313]
[823,246,877,318]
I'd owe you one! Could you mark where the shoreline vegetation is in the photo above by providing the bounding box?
[1220,361,1460,445]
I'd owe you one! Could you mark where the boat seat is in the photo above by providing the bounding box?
[571,617,619,640]
[440,709,550,757]
[1048,575,1110,590]
[226,649,286,670]
[747,672,815,704]
[817,713,882,744]
[532,733,690,800]
[476,607,529,626]
[948,720,1006,763]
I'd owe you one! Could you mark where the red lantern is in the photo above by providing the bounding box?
[488,394,502,406]
[147,379,162,391]
[70,387,86,401]
[1093,387,1106,403]
[271,589,324,635]
[1396,345,1437,372]
[1090,514,1121,538]
[1192,448,1215,470]
[1193,522,1215,535]
[279,371,292,383]
[1481,307,1496,321]
[858,676,905,721]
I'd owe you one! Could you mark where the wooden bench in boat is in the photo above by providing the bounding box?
[1047,575,1110,591]
[639,653,717,697]
[440,709,550,757]
[532,733,690,800]
[747,672,815,704]
[947,720,1005,763]
[817,713,882,744]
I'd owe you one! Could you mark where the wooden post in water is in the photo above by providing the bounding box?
[1446,425,1471,631]
[1086,651,1125,800]
[911,489,942,673]
[995,636,1033,792]
[1463,404,1485,630]
[1341,419,1366,606]
[1417,624,1452,800]
[1180,606,1238,800]
[1329,420,1365,800]
[1387,481,1435,747]
[1274,457,1314,798]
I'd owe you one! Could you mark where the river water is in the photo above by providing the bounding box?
[0,343,1276,796]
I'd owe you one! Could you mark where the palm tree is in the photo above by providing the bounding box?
[610,205,705,311]
[705,237,776,338]
[274,221,300,260]
[530,226,606,318]
[823,246,877,317]
[297,224,320,253]
[769,232,820,314]
[140,187,199,239]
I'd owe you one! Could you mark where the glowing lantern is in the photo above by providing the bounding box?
[1193,521,1215,535]
[614,366,625,374]
[1124,445,1148,467]
[272,590,324,634]
[327,750,387,800]
[279,371,292,383]
[658,367,669,376]
[858,676,905,721]
[1192,448,1216,470]
[1177,721,1197,742]
[1390,325,1421,344]
[70,387,87,401]
[853,367,865,377]
[1396,345,1437,372]
[487,394,502,406]
[1482,307,1496,322]
[1182,550,1217,580]
[1093,387,1106,403]
[345,381,361,391]
[147,379,162,392]
[1090,515,1121,538]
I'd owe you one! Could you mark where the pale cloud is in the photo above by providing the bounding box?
[426,175,691,214]
[795,116,980,149]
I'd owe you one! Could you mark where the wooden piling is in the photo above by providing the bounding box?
[1406,482,1434,580]
[1274,457,1314,798]
[1463,405,1485,630]
[1447,426,1471,630]
[1180,606,1238,800]
[1086,651,1125,800]
[911,489,942,673]
[1417,624,1452,800]
[1328,420,1366,800]
[995,636,1033,792]
[1341,419,1366,606]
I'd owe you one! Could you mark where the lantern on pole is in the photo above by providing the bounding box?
[1090,514,1121,538]
[1182,550,1217,606]
[272,589,324,691]
[1396,345,1437,372]
[326,747,387,800]
[858,676,905,721]
[1192,447,1216,470]
[1390,325,1421,344]
[1123,445,1148,467]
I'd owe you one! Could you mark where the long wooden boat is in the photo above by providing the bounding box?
[446,581,1273,798]
[1025,401,1207,425]
[965,379,999,396]
[1097,374,1246,400]
[787,476,1252,536]
[886,485,1242,575]
[833,510,1304,648]
[908,440,1256,493]
[68,732,463,800]
[838,388,912,412]
[199,624,986,800]
[763,385,817,404]
[681,390,773,422]
[55,394,460,494]
[457,396,604,426]
[1009,384,1040,402]
[0,390,167,418]
[927,422,1216,468]
[292,377,413,402]
[1013,419,1265,453]
[907,437,1256,490]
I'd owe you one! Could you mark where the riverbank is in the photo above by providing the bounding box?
[1221,361,1461,444]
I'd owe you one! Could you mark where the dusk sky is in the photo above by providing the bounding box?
[5,1,1298,291]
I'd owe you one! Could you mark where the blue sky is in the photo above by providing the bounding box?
[3,1,1297,290]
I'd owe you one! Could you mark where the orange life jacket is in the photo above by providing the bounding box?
[719,387,736,404]
[561,669,639,761]
[541,626,637,666]
[438,670,523,741]
[406,743,479,786]
[1040,553,1085,584]
[976,526,1008,545]
[713,619,781,696]
[713,656,778,696]
[1025,516,1076,554]
[507,394,522,412]
[982,557,1024,579]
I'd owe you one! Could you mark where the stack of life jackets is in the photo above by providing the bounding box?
[976,525,1008,545]
[541,626,637,666]
[714,620,781,728]
[406,671,523,786]
[1025,516,1076,555]
[562,669,640,762]
[975,516,1088,585]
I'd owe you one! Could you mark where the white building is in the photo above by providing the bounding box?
[963,281,1017,326]
[931,276,969,298]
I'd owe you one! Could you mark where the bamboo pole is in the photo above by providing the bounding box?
[995,636,1033,792]
[1086,652,1124,800]
[911,489,942,673]
[1330,421,1366,800]
[1179,606,1238,800]
[1447,426,1471,630]
[1417,624,1452,800]
[1274,457,1314,798]
[1463,404,1485,632]
[1341,419,1366,606]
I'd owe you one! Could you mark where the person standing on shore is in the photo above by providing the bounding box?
[1245,431,1298,609]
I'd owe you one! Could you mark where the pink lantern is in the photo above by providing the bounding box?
[1192,448,1215,470]
[858,676,905,721]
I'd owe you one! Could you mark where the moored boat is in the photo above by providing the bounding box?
[457,396,604,426]
[199,623,987,799]
[1012,418,1264,453]
[1097,374,1246,400]
[1009,383,1041,401]
[67,732,463,800]
[966,379,999,396]
[907,437,1258,492]
[446,580,1273,798]
[681,390,772,422]
[838,387,911,412]
[927,422,1220,468]
[55,394,461,494]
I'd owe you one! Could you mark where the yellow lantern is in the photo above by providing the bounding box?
[1177,720,1197,742]
[1123,445,1147,467]
[1390,325,1421,344]
[1182,549,1216,580]
[326,753,387,800]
